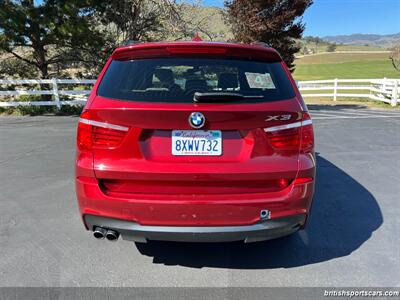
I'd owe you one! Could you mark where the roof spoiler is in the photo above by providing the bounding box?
[112,43,282,62]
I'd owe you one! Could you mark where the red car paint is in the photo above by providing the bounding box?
[75,40,315,242]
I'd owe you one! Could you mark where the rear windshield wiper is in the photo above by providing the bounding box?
[193,92,264,103]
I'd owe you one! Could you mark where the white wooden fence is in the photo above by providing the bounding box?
[298,78,399,106]
[0,79,96,109]
[0,78,399,107]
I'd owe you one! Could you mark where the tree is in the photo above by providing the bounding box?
[0,54,37,78]
[313,36,323,52]
[303,35,323,53]
[0,0,221,79]
[0,0,105,78]
[97,0,181,43]
[389,45,400,72]
[225,0,313,70]
[164,2,233,41]
[326,43,337,52]
[97,0,229,44]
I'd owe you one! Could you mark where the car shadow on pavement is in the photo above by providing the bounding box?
[135,155,383,269]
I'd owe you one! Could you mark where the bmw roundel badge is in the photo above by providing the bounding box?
[189,112,205,129]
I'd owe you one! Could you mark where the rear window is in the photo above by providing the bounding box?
[97,58,295,103]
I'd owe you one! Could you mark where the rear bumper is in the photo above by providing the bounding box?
[84,214,306,243]
[76,152,315,234]
[76,175,314,227]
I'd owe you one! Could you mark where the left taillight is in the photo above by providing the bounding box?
[264,112,314,153]
[299,112,314,153]
[77,111,129,151]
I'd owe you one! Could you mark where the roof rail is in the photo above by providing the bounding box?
[251,41,271,48]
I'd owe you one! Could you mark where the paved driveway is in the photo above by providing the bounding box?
[0,107,399,287]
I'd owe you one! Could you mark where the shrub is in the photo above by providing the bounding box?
[0,95,83,116]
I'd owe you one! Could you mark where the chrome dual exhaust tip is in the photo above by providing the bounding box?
[93,227,107,239]
[93,227,119,241]
[105,229,119,241]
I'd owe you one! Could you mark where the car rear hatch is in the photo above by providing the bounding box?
[84,44,309,198]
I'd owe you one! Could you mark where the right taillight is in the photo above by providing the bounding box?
[300,112,314,153]
[264,112,314,153]
[76,111,129,151]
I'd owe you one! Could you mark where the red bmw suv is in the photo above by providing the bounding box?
[75,40,315,243]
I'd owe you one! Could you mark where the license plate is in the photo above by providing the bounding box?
[172,130,222,156]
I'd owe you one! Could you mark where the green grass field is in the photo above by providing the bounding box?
[334,44,383,51]
[293,52,399,81]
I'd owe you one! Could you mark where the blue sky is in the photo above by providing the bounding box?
[199,0,400,37]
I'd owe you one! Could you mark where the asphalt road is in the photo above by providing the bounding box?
[0,106,399,288]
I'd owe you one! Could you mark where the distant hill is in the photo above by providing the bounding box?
[323,33,400,47]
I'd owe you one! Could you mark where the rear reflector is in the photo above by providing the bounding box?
[293,177,313,184]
